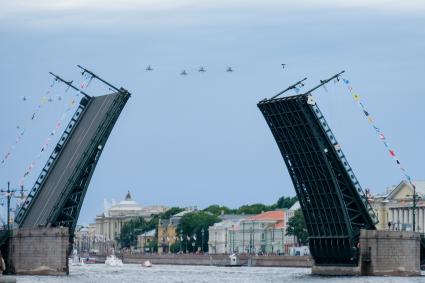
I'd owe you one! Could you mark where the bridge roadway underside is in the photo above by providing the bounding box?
[19,92,125,230]
[258,94,376,266]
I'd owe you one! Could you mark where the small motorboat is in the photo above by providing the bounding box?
[142,260,152,267]
[83,257,96,264]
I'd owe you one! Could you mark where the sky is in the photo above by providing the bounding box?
[0,0,424,226]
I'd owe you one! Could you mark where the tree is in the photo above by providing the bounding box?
[118,207,185,249]
[276,196,297,209]
[177,211,220,252]
[203,205,235,215]
[236,203,271,215]
[117,217,148,248]
[286,209,308,246]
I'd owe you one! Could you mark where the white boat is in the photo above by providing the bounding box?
[142,260,152,267]
[105,254,123,266]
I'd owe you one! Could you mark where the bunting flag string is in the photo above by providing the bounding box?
[19,96,80,186]
[342,78,416,190]
[18,75,93,186]
[0,79,60,167]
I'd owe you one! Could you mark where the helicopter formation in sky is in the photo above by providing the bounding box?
[144,64,286,75]
[144,65,238,75]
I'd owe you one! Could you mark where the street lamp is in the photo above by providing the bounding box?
[406,192,422,232]
[201,228,205,253]
[0,182,25,230]
[179,229,183,253]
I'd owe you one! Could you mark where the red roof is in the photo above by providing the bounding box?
[274,220,284,229]
[248,210,284,221]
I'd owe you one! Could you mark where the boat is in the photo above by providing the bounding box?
[105,254,123,266]
[142,260,152,267]
[224,253,242,267]
[83,257,97,264]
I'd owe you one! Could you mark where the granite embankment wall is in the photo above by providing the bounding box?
[122,254,312,267]
[8,227,69,275]
[312,230,421,276]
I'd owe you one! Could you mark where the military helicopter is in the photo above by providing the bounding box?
[180,70,188,76]
[146,65,153,71]
[226,67,233,72]
[281,64,286,69]
[198,66,206,73]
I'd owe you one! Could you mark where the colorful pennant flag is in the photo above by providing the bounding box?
[342,77,415,189]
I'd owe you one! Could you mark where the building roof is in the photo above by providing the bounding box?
[289,201,300,211]
[108,191,142,213]
[140,229,156,237]
[386,180,425,200]
[248,210,284,221]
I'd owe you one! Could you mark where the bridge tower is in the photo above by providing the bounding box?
[258,73,377,265]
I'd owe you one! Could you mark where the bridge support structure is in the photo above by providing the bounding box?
[312,230,421,276]
[258,93,377,266]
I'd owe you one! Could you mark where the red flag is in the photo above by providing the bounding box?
[389,150,395,157]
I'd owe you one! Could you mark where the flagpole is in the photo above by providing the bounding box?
[302,71,345,95]
[269,77,308,100]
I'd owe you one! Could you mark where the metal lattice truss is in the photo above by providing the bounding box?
[258,94,377,265]
[16,91,130,238]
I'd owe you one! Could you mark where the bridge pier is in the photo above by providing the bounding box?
[5,227,69,275]
[312,230,421,276]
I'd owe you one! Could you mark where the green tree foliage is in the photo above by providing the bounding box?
[118,207,184,249]
[286,209,308,245]
[236,203,270,215]
[203,204,235,215]
[118,217,148,248]
[276,196,298,209]
[177,211,220,252]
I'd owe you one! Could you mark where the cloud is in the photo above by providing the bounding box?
[1,0,424,30]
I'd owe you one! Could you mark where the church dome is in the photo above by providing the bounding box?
[108,191,143,216]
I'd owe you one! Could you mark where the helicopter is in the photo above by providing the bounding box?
[198,66,206,73]
[226,67,233,72]
[281,64,286,69]
[146,65,153,71]
[180,70,188,76]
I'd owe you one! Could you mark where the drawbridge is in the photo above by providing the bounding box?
[14,69,130,239]
[258,73,378,265]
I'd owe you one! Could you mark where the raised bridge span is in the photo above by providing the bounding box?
[258,93,378,265]
[15,90,130,238]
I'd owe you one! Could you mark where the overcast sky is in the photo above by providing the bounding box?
[0,0,424,226]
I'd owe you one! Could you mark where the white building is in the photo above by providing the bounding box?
[209,210,289,255]
[93,191,168,251]
[284,202,300,250]
[370,180,425,232]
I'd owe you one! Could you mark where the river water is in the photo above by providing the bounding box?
[16,265,424,283]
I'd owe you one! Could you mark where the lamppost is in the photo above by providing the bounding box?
[214,231,217,254]
[179,229,183,253]
[0,182,23,230]
[406,192,422,232]
[281,228,284,255]
[201,228,205,253]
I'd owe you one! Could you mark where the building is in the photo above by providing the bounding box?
[284,202,300,250]
[74,226,90,253]
[370,180,425,232]
[93,191,168,251]
[137,229,156,252]
[208,210,287,254]
[208,215,247,254]
[157,207,198,254]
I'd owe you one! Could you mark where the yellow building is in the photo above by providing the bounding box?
[157,209,195,253]
[370,180,425,232]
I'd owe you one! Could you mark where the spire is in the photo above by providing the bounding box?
[125,190,132,201]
